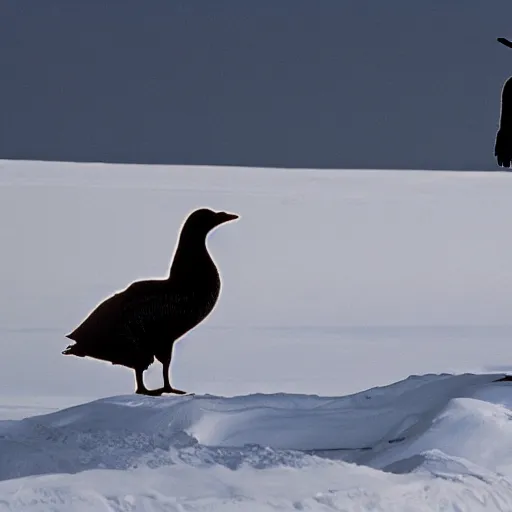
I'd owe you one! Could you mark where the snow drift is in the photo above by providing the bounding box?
[5,161,512,510]
[2,373,512,510]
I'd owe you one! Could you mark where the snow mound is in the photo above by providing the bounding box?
[2,373,512,510]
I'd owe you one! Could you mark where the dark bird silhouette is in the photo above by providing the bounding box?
[495,37,512,168]
[495,77,512,168]
[62,207,239,396]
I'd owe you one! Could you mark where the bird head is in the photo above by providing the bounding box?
[183,208,239,236]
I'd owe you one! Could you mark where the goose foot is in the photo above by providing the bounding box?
[162,385,189,395]
[135,386,165,396]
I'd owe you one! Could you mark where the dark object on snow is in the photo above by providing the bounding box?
[493,375,512,382]
[62,207,239,396]
[495,77,512,168]
[495,38,512,168]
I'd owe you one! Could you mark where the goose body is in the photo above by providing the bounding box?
[495,76,512,168]
[63,208,238,395]
[495,38,512,168]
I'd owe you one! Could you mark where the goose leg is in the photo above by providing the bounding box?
[135,368,164,396]
[161,354,187,395]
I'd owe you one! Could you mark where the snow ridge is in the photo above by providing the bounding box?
[2,373,512,510]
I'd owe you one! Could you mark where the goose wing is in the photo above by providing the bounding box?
[65,280,167,342]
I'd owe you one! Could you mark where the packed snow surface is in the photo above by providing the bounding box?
[3,160,512,510]
[2,374,512,510]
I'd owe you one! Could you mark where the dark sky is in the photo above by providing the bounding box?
[1,1,512,170]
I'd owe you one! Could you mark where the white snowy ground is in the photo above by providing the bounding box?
[2,160,512,510]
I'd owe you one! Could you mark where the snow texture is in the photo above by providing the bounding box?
[3,160,512,509]
[2,374,512,510]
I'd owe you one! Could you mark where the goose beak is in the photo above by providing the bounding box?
[216,211,239,224]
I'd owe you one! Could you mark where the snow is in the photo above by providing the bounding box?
[3,374,512,510]
[3,159,512,509]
